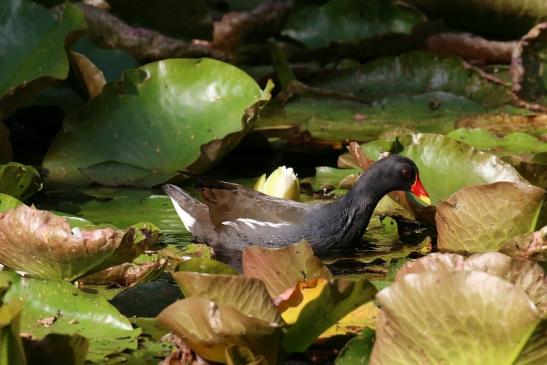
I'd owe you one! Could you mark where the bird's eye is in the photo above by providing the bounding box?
[401,168,410,179]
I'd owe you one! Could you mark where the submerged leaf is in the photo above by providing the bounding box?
[436,182,544,253]
[371,271,540,365]
[0,205,160,280]
[44,59,272,187]
[282,0,423,49]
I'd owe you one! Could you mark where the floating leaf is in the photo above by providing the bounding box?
[0,283,26,365]
[436,182,544,253]
[44,59,272,187]
[1,271,140,362]
[282,0,423,49]
[281,276,376,354]
[0,194,22,213]
[371,271,540,365]
[0,163,41,201]
[176,257,239,275]
[335,328,375,365]
[0,205,160,280]
[0,0,86,118]
[447,128,547,155]
[500,226,547,262]
[157,297,281,364]
[80,259,167,287]
[242,240,332,298]
[455,112,547,140]
[172,272,282,324]
[396,252,547,316]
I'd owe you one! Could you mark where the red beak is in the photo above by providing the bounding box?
[410,175,431,205]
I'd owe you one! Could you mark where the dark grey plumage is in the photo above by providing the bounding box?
[163,154,420,253]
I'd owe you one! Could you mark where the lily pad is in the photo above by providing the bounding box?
[361,133,527,205]
[0,205,160,280]
[447,128,547,155]
[1,271,140,363]
[335,328,375,365]
[157,297,281,364]
[0,0,86,119]
[43,59,272,187]
[0,162,42,200]
[0,193,22,213]
[436,182,545,253]
[282,0,423,49]
[80,259,167,287]
[396,252,547,316]
[0,289,25,365]
[172,272,282,324]
[371,270,540,365]
[176,257,240,275]
[500,226,547,263]
[281,276,377,354]
[455,112,547,140]
[242,240,332,298]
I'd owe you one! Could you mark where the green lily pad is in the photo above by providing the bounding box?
[0,0,86,119]
[0,205,160,280]
[361,133,527,205]
[335,328,375,365]
[1,271,140,363]
[242,240,332,298]
[436,182,545,253]
[0,163,42,201]
[157,297,281,364]
[0,193,22,213]
[281,276,377,354]
[455,112,547,140]
[176,257,240,275]
[447,128,547,155]
[404,0,547,38]
[282,0,423,49]
[371,270,540,365]
[0,286,26,365]
[43,59,272,187]
[74,188,189,244]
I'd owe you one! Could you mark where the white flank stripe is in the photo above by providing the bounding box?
[170,197,196,230]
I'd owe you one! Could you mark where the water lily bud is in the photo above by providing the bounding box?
[254,166,300,201]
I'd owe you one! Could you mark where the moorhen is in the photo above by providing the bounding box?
[163,155,430,253]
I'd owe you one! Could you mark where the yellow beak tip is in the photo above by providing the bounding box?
[418,195,431,206]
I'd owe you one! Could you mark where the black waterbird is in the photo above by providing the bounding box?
[163,155,430,253]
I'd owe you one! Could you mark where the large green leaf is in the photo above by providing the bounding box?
[404,0,547,38]
[0,205,160,280]
[335,328,375,365]
[360,133,527,205]
[257,52,513,143]
[0,163,41,201]
[0,194,22,213]
[447,129,547,156]
[44,59,272,187]
[0,0,86,118]
[282,0,423,49]
[242,240,332,298]
[371,271,540,365]
[436,182,545,253]
[1,271,140,362]
[0,278,25,365]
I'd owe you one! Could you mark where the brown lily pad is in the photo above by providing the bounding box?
[0,205,160,280]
